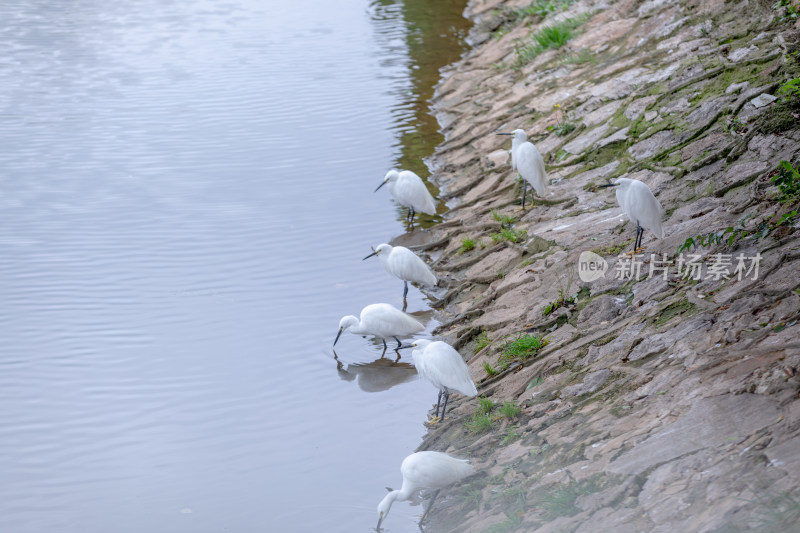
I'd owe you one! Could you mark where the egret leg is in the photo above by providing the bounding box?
[435,389,444,418]
[403,281,409,300]
[521,180,527,210]
[419,489,441,527]
[394,336,402,350]
[440,388,451,420]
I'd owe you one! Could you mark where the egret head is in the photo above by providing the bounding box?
[375,170,399,192]
[363,243,392,260]
[334,316,359,346]
[376,490,398,530]
[512,128,527,141]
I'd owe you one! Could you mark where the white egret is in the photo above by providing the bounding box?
[600,177,664,251]
[496,129,547,209]
[399,339,477,423]
[375,169,437,222]
[363,243,437,301]
[334,303,424,352]
[376,450,473,530]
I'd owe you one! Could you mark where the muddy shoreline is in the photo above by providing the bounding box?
[412,1,800,531]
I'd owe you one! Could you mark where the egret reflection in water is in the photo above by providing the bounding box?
[333,352,418,393]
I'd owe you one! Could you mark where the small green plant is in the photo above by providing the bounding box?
[773,0,799,22]
[542,288,576,316]
[498,401,522,419]
[700,24,709,37]
[725,115,747,135]
[491,227,528,244]
[459,237,476,254]
[513,17,586,68]
[592,237,634,256]
[474,330,491,352]
[777,77,800,102]
[478,396,495,414]
[772,160,800,202]
[500,426,521,445]
[501,334,548,359]
[548,120,577,136]
[484,362,499,376]
[492,210,517,227]
[560,48,595,65]
[465,412,493,433]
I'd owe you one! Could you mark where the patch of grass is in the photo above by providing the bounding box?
[654,301,698,327]
[591,237,634,256]
[498,401,522,419]
[484,362,499,376]
[465,412,493,433]
[492,210,517,227]
[517,0,578,18]
[548,120,577,136]
[513,17,587,68]
[772,160,800,202]
[526,376,545,390]
[560,48,596,65]
[459,237,476,254]
[500,425,522,445]
[535,477,604,520]
[542,288,576,316]
[474,330,491,352]
[502,334,548,359]
[478,396,496,414]
[491,227,528,244]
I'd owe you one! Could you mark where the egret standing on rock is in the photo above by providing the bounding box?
[600,177,664,252]
[377,450,473,530]
[375,169,437,223]
[363,243,437,303]
[334,303,424,353]
[496,129,547,209]
[399,339,477,424]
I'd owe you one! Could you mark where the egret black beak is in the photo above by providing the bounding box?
[495,132,513,135]
[363,250,378,260]
[598,183,618,188]
[374,180,387,192]
[397,344,413,350]
[333,327,343,346]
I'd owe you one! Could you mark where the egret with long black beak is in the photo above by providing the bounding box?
[376,451,473,531]
[334,303,424,353]
[363,243,437,302]
[375,169,437,223]
[496,129,547,209]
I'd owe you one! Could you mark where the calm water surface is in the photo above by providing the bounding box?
[0,1,469,531]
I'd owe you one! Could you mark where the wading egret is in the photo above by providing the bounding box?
[600,178,664,251]
[496,129,547,209]
[377,450,473,530]
[399,339,477,423]
[363,243,437,301]
[375,169,437,222]
[334,303,424,352]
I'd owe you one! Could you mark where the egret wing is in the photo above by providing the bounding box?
[395,171,436,215]
[390,247,437,286]
[401,451,473,490]
[360,304,423,337]
[425,342,477,397]
[516,143,547,196]
[627,181,664,238]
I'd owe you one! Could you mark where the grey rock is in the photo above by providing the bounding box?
[750,93,777,108]
[628,131,677,161]
[607,394,781,475]
[562,369,611,397]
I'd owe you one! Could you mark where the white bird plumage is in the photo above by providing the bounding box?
[375,169,437,222]
[607,177,664,251]
[364,243,437,301]
[498,129,547,208]
[376,451,473,530]
[334,303,424,351]
[405,339,477,423]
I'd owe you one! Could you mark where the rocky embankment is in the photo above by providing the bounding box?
[411,0,800,531]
